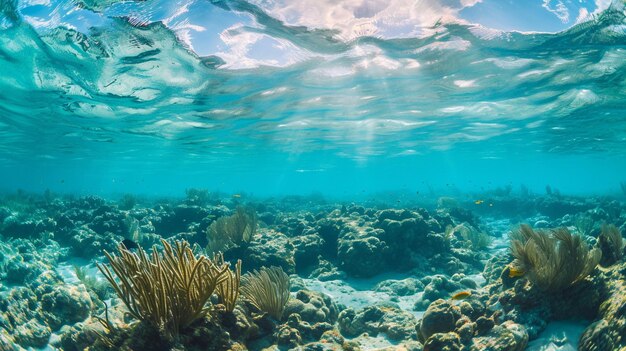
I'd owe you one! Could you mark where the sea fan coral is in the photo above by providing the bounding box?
[206,206,257,254]
[240,266,290,320]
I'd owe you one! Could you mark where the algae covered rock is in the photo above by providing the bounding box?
[234,229,296,274]
[579,260,626,351]
[0,331,17,351]
[579,319,615,351]
[414,274,472,310]
[315,217,342,257]
[41,284,92,329]
[1,215,54,239]
[283,290,339,325]
[423,332,461,351]
[375,278,424,296]
[275,324,302,348]
[58,323,102,351]
[14,318,51,348]
[152,204,211,235]
[374,209,449,266]
[470,321,528,351]
[291,232,325,271]
[282,313,334,344]
[338,305,418,341]
[0,240,58,285]
[309,258,346,281]
[337,226,389,277]
[419,299,461,340]
[278,290,339,344]
[66,226,121,258]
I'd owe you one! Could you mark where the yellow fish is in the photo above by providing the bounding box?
[474,200,484,205]
[508,267,525,278]
[451,291,472,300]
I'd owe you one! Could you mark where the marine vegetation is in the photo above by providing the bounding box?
[447,224,492,251]
[118,194,137,211]
[206,206,258,254]
[574,214,596,237]
[240,266,290,320]
[597,223,623,267]
[214,252,242,312]
[510,224,601,292]
[97,239,231,338]
[73,265,110,300]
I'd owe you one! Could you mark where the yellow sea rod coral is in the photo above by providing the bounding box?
[240,266,290,320]
[97,239,230,338]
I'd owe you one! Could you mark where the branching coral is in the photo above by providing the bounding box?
[214,252,242,312]
[510,224,601,292]
[97,239,230,338]
[206,206,257,254]
[240,266,290,320]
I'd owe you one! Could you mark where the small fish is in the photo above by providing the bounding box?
[474,200,484,205]
[451,291,472,300]
[508,267,525,278]
[489,203,493,207]
[121,239,139,250]
[232,194,241,198]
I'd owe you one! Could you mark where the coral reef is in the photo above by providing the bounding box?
[0,191,624,350]
[579,260,626,351]
[339,304,418,341]
[510,224,601,292]
[206,206,257,254]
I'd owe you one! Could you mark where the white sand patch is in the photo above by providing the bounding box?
[527,320,588,351]
[56,258,101,284]
[350,334,399,350]
[301,274,426,318]
[467,273,487,287]
[302,278,396,309]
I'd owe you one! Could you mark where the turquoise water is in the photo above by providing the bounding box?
[2,3,626,350]
[1,0,626,197]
